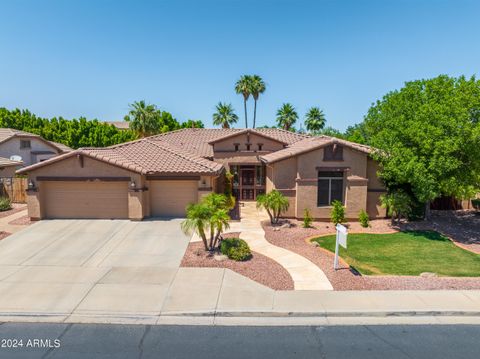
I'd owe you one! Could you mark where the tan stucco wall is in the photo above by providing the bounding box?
[366,158,387,218]
[268,146,386,220]
[0,166,18,177]
[213,133,285,152]
[0,137,61,166]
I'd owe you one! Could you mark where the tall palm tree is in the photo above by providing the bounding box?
[249,75,266,128]
[124,100,160,138]
[304,107,326,134]
[235,75,252,128]
[276,103,298,131]
[212,102,239,129]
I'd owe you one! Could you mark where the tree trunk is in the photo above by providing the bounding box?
[253,99,257,128]
[244,97,248,128]
[200,232,209,251]
[424,201,431,221]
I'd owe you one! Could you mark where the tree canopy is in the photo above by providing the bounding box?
[358,75,480,203]
[276,103,298,131]
[304,107,326,134]
[212,102,238,129]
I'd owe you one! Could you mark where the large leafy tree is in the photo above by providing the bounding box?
[276,103,298,131]
[124,100,162,138]
[235,75,252,128]
[249,75,266,128]
[304,107,326,134]
[360,75,480,214]
[212,102,238,129]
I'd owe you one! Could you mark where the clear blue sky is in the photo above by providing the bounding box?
[1,0,479,131]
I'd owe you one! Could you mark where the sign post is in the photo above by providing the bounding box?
[334,224,348,270]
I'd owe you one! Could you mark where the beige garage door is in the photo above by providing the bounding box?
[150,180,198,217]
[43,181,129,219]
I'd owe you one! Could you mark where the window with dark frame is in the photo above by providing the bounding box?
[20,140,31,149]
[317,171,344,206]
[323,144,343,161]
[234,143,239,151]
[257,143,263,151]
[246,143,251,151]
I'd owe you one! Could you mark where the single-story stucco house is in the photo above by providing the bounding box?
[17,128,387,221]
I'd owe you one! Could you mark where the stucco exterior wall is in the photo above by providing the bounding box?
[213,133,285,152]
[0,137,61,166]
[0,166,18,177]
[366,158,387,218]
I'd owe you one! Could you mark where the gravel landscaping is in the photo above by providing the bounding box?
[263,220,480,291]
[8,215,34,226]
[181,233,294,290]
[0,231,11,241]
[0,203,26,218]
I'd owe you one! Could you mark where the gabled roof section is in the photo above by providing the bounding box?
[0,156,23,167]
[17,137,223,176]
[0,128,72,153]
[260,135,373,164]
[149,128,308,157]
[207,129,289,145]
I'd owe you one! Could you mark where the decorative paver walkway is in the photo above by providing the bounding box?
[228,203,333,290]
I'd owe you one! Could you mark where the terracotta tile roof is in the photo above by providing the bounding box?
[0,128,72,153]
[18,138,223,176]
[150,128,308,157]
[260,135,373,164]
[213,155,262,165]
[0,156,22,167]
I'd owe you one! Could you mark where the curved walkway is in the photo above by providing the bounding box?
[229,203,333,290]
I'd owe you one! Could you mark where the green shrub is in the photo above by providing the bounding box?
[224,171,236,210]
[472,199,480,210]
[303,208,313,228]
[358,209,369,228]
[330,200,345,225]
[0,197,11,212]
[380,190,413,224]
[220,238,252,261]
[256,190,290,224]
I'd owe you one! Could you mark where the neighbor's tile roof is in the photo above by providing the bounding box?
[0,128,72,153]
[150,128,308,157]
[0,156,23,167]
[18,138,223,175]
[106,121,130,130]
[260,135,373,163]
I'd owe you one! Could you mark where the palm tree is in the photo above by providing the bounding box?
[249,75,266,128]
[181,203,211,251]
[212,102,239,129]
[276,103,298,131]
[235,75,252,128]
[305,107,326,134]
[256,190,290,224]
[124,100,161,138]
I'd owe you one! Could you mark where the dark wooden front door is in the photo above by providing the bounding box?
[240,168,255,200]
[231,165,266,201]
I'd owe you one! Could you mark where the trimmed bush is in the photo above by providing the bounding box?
[330,200,345,225]
[358,209,369,228]
[472,199,480,210]
[220,238,252,261]
[303,208,313,228]
[0,197,11,212]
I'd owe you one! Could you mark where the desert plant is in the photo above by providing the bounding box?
[220,238,252,261]
[256,190,290,224]
[330,200,345,225]
[303,208,313,228]
[224,171,236,210]
[358,209,370,228]
[381,190,413,225]
[181,193,231,251]
[0,197,11,211]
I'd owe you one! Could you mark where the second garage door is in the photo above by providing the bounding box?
[150,180,198,217]
[42,181,129,219]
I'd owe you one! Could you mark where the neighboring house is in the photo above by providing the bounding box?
[0,128,72,167]
[0,156,23,177]
[106,121,130,130]
[17,128,387,221]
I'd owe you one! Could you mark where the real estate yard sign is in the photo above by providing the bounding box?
[334,224,347,270]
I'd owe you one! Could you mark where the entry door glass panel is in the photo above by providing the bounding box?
[241,170,254,186]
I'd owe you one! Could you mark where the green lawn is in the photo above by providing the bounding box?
[312,231,480,277]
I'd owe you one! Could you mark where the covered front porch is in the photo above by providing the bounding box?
[230,164,266,201]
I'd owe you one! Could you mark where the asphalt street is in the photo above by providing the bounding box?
[0,323,479,358]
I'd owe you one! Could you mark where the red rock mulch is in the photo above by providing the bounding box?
[0,231,11,240]
[181,233,294,290]
[263,220,480,291]
[0,204,27,219]
[8,215,34,226]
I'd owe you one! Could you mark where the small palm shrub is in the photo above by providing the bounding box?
[256,190,290,224]
[330,200,345,225]
[224,171,236,210]
[358,209,369,228]
[0,197,12,212]
[303,208,313,228]
[220,238,252,261]
[381,190,413,224]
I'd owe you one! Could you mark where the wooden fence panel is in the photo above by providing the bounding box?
[0,178,27,203]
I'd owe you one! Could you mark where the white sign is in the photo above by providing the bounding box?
[334,224,348,270]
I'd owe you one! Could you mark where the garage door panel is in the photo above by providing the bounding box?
[43,181,128,219]
[150,180,197,217]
